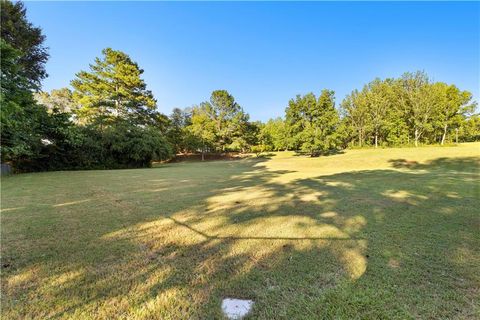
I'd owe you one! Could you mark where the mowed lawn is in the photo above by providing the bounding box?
[1,144,479,319]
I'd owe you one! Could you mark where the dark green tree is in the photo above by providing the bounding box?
[0,0,49,90]
[167,107,192,154]
[0,37,49,164]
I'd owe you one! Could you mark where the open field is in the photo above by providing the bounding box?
[1,143,479,319]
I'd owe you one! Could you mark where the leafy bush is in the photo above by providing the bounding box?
[14,117,173,172]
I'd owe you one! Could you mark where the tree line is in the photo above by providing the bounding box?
[1,1,479,172]
[166,72,479,157]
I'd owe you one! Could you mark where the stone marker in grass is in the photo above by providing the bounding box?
[221,298,254,319]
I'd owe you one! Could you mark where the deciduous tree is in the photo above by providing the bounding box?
[0,0,49,90]
[285,90,340,156]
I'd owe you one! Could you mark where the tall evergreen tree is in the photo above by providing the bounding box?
[208,90,249,151]
[71,48,158,127]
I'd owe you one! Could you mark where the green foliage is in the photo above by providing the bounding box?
[15,119,173,172]
[208,90,250,151]
[244,121,265,148]
[260,117,289,151]
[185,90,251,154]
[429,82,476,144]
[458,114,480,142]
[285,90,340,156]
[0,0,49,90]
[0,38,48,163]
[102,121,173,168]
[71,48,158,126]
[340,90,368,147]
[167,108,192,153]
[0,100,47,163]
[188,103,218,154]
[2,2,478,170]
[0,2,62,168]
[1,8,173,171]
[34,88,78,114]
[341,71,477,147]
[250,144,271,157]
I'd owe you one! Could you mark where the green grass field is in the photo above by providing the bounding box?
[1,143,479,319]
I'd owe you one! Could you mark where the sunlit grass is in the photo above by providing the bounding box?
[1,143,479,319]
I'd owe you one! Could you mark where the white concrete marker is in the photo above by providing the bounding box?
[221,298,254,319]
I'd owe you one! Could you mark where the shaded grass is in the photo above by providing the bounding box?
[1,143,479,319]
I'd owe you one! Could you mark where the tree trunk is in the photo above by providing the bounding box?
[414,127,419,147]
[358,129,362,147]
[455,128,459,144]
[441,124,448,145]
[374,130,378,148]
[201,141,205,161]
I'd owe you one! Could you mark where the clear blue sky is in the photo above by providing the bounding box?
[25,1,479,121]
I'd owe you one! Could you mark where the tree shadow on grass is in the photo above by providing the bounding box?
[1,156,479,319]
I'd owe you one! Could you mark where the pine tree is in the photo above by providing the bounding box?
[71,48,157,127]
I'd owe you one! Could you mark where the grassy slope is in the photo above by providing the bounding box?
[1,143,479,319]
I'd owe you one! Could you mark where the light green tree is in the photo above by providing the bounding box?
[364,79,393,148]
[187,90,249,153]
[261,117,288,151]
[431,83,475,145]
[397,71,436,147]
[458,114,480,142]
[341,89,369,147]
[285,90,340,156]
[188,103,217,160]
[34,88,78,115]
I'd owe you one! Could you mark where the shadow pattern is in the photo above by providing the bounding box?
[1,156,479,319]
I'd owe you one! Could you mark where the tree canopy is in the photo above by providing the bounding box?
[340,71,476,148]
[0,0,478,172]
[71,48,158,126]
[285,90,340,156]
[0,0,49,90]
